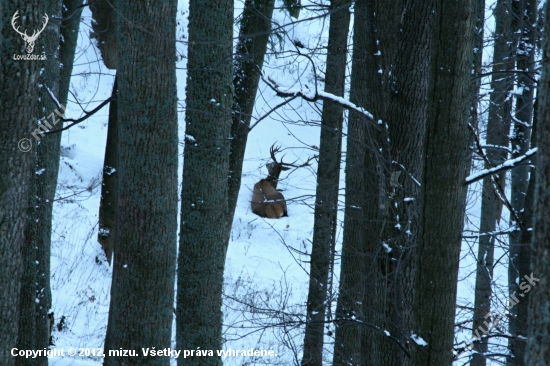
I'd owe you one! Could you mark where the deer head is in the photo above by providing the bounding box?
[12,11,49,54]
[251,144,314,219]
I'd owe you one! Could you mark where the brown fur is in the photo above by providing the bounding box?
[251,179,288,219]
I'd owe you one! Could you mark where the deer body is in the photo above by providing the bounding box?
[251,179,288,219]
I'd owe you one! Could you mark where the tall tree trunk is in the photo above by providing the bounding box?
[524,0,550,362]
[103,1,178,365]
[98,76,118,265]
[375,0,436,363]
[332,1,379,363]
[17,0,64,364]
[226,0,275,236]
[472,1,515,364]
[508,0,537,363]
[0,2,45,364]
[301,2,350,365]
[176,0,233,364]
[410,0,475,364]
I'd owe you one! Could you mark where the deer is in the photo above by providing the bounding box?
[251,145,314,219]
[11,11,49,54]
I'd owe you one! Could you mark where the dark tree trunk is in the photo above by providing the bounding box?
[17,0,64,364]
[508,0,537,363]
[524,1,550,362]
[98,76,118,265]
[375,0,436,363]
[0,1,45,364]
[410,0,475,364]
[471,1,516,365]
[301,2,350,365]
[103,1,178,365]
[332,0,387,364]
[176,0,234,364]
[226,0,275,236]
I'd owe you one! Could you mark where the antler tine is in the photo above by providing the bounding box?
[269,143,283,164]
[11,11,27,37]
[282,154,317,168]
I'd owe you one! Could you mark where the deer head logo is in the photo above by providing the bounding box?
[11,11,49,54]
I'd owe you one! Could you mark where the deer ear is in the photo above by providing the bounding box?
[281,166,291,171]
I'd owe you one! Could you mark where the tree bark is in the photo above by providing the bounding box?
[176,1,234,365]
[375,1,435,363]
[0,1,45,364]
[301,2,350,365]
[98,76,118,265]
[103,1,178,365]
[17,0,65,364]
[410,0,475,364]
[332,0,391,364]
[524,0,550,362]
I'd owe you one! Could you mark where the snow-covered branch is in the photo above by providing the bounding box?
[262,73,377,127]
[465,148,537,185]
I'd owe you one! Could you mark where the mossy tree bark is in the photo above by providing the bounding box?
[0,1,46,364]
[103,1,178,365]
[410,0,475,364]
[176,1,234,365]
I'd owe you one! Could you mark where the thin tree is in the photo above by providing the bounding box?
[176,0,234,364]
[301,2,350,365]
[508,0,537,363]
[103,1,179,365]
[90,0,118,263]
[471,1,516,364]
[410,0,475,364]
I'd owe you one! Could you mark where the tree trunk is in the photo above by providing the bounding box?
[301,2,350,365]
[103,1,178,365]
[176,0,233,364]
[226,0,275,236]
[524,0,550,362]
[332,0,388,364]
[98,76,118,265]
[375,0,436,363]
[508,0,537,363]
[0,2,45,364]
[410,0,475,364]
[471,1,515,364]
[17,0,64,364]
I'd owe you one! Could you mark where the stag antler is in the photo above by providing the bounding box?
[11,11,26,37]
[269,143,315,169]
